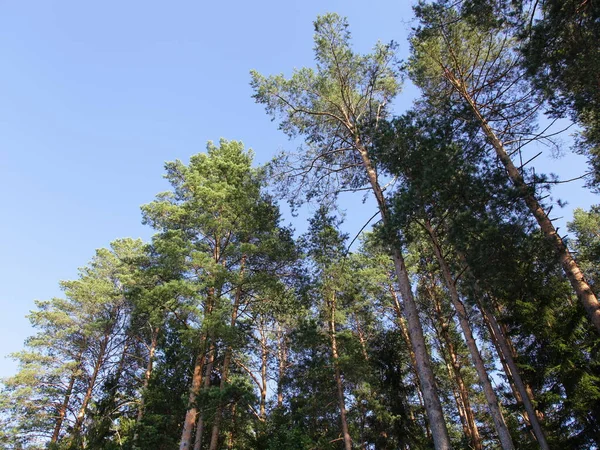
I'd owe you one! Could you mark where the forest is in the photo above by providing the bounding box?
[1,0,599,449]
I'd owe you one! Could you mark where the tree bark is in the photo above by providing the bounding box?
[480,302,550,450]
[208,256,246,450]
[259,323,268,421]
[354,315,370,362]
[51,353,82,443]
[357,144,452,449]
[389,283,432,441]
[193,341,215,450]
[133,326,160,446]
[423,220,514,450]
[430,292,482,450]
[446,71,600,333]
[328,291,353,450]
[276,323,287,409]
[73,332,110,436]
[180,282,218,450]
[180,332,208,450]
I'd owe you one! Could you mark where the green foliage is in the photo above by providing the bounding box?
[251,13,401,207]
[4,10,600,450]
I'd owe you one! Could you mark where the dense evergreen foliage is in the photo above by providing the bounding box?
[1,3,599,449]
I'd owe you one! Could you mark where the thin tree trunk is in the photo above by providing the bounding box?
[276,323,287,408]
[357,144,452,450]
[447,72,600,333]
[353,316,369,450]
[180,331,209,450]
[354,315,370,361]
[389,284,432,440]
[259,324,268,421]
[51,352,82,443]
[208,257,246,450]
[207,347,228,450]
[430,289,482,450]
[423,220,514,450]
[227,402,237,449]
[180,282,218,450]
[133,326,160,446]
[193,341,215,450]
[329,291,353,450]
[480,302,550,450]
[182,238,223,450]
[459,251,549,447]
[445,360,472,442]
[73,332,110,436]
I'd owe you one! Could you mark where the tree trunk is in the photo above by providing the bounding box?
[259,324,268,421]
[354,315,370,361]
[180,333,208,450]
[329,291,353,450]
[193,341,215,450]
[423,220,514,450]
[227,402,237,449]
[480,302,550,450]
[430,289,482,450]
[447,72,600,333]
[181,284,217,450]
[208,257,245,450]
[73,332,110,436]
[357,144,452,450]
[51,355,81,443]
[389,284,432,441]
[276,323,287,408]
[133,326,160,446]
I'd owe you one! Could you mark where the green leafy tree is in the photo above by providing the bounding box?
[410,0,600,335]
[251,14,453,448]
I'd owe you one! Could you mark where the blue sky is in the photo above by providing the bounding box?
[0,1,595,379]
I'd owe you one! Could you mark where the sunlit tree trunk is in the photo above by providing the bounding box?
[51,349,84,443]
[444,70,600,333]
[73,331,110,436]
[208,256,246,450]
[276,323,287,408]
[192,341,215,450]
[180,288,213,450]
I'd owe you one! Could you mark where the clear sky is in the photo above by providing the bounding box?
[0,1,595,379]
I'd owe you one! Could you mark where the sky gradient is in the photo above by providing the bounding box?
[0,1,595,379]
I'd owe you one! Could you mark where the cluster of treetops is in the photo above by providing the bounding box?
[2,1,600,449]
